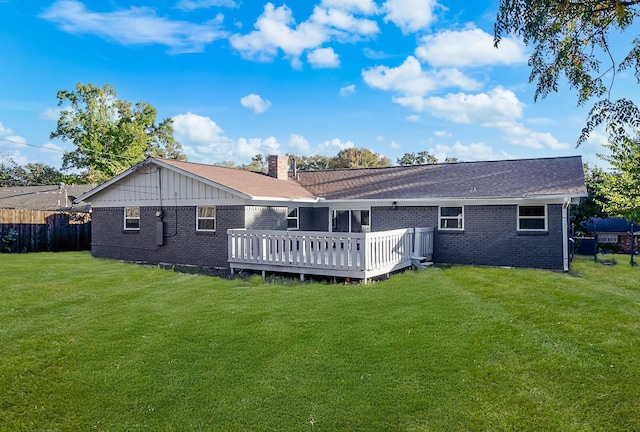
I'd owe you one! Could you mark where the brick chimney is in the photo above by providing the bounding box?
[267,155,288,180]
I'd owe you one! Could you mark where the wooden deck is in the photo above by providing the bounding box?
[228,227,434,282]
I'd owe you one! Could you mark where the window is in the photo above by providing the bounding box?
[124,207,140,230]
[287,207,299,230]
[439,206,463,230]
[518,205,546,231]
[196,206,216,232]
[331,209,370,233]
[599,234,618,244]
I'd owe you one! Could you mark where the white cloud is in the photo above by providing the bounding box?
[390,140,401,149]
[236,136,280,159]
[230,1,379,67]
[452,142,497,160]
[434,130,451,137]
[172,112,233,160]
[497,122,569,150]
[175,0,237,11]
[362,56,481,98]
[42,142,65,154]
[415,27,528,68]
[172,112,226,143]
[41,0,226,54]
[39,107,62,121]
[403,86,523,123]
[311,6,379,39]
[584,130,609,148]
[308,47,340,68]
[289,133,311,154]
[406,114,420,122]
[0,122,13,136]
[5,135,26,147]
[320,0,379,14]
[240,93,272,114]
[363,47,390,59]
[315,138,354,155]
[339,84,356,96]
[382,0,442,34]
[229,3,327,64]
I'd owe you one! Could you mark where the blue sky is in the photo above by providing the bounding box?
[0,0,634,170]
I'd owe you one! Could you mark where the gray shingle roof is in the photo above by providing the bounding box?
[158,158,316,199]
[294,156,586,200]
[0,185,94,211]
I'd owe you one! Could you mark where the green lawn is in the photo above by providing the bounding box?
[1,252,639,431]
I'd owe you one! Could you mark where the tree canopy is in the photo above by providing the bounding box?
[397,151,438,165]
[327,148,392,169]
[599,134,640,222]
[494,0,640,144]
[0,156,75,186]
[50,83,185,183]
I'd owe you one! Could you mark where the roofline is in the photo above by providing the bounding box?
[251,193,586,207]
[73,162,143,204]
[294,154,584,174]
[319,194,585,205]
[151,158,252,199]
[74,158,253,204]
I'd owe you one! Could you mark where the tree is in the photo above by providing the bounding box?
[571,164,609,231]
[599,135,640,223]
[0,157,79,186]
[494,1,640,145]
[286,154,331,171]
[0,156,20,186]
[50,83,185,183]
[397,151,438,165]
[328,148,392,169]
[241,154,267,172]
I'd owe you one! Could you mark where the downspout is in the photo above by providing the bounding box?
[562,197,571,272]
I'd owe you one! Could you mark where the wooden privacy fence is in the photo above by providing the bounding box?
[0,209,91,253]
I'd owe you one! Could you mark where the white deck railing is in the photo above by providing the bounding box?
[227,227,433,279]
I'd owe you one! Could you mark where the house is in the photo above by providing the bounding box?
[75,155,587,279]
[579,217,640,254]
[0,184,93,211]
[0,184,94,252]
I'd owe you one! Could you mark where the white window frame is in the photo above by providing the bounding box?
[517,205,547,231]
[330,209,371,233]
[287,206,299,230]
[439,206,464,231]
[196,206,216,232]
[123,207,140,231]
[598,234,618,244]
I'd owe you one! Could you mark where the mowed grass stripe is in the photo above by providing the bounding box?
[1,252,639,431]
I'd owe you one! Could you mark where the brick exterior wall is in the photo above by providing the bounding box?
[372,204,565,270]
[245,205,287,230]
[91,205,245,269]
[92,203,566,271]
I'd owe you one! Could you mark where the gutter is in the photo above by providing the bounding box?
[562,197,571,272]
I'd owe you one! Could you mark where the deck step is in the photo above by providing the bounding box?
[411,256,433,269]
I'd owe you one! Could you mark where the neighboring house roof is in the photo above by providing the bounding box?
[583,217,639,234]
[295,156,587,200]
[0,184,94,211]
